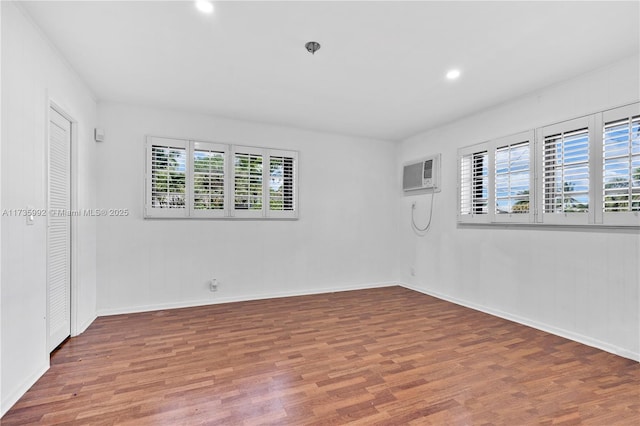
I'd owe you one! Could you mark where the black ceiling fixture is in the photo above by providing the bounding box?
[305,41,321,55]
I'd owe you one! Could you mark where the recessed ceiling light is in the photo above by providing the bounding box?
[195,1,214,14]
[446,69,461,80]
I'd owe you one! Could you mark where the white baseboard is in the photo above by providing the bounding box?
[399,282,639,362]
[1,362,49,418]
[96,281,398,317]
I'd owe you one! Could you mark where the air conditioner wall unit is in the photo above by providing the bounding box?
[403,154,441,192]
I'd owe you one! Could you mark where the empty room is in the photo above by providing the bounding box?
[1,0,639,424]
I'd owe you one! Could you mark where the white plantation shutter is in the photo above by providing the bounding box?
[459,144,489,222]
[48,108,71,351]
[233,146,264,218]
[191,141,227,218]
[146,137,188,217]
[145,137,299,219]
[543,130,589,213]
[457,103,639,228]
[541,116,592,225]
[493,131,534,223]
[268,150,297,218]
[495,143,528,213]
[602,103,640,225]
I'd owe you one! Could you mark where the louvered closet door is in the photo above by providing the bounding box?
[47,108,71,352]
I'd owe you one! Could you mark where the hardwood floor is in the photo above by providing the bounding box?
[2,286,639,425]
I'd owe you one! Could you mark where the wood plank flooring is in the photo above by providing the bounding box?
[2,286,639,425]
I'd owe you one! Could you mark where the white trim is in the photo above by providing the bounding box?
[190,140,228,218]
[70,119,80,338]
[46,101,77,350]
[96,281,398,317]
[266,149,298,219]
[231,145,266,218]
[144,136,189,218]
[459,102,640,228]
[491,130,535,224]
[539,115,594,225]
[144,137,299,220]
[592,112,604,225]
[458,142,490,223]
[601,103,640,226]
[399,282,639,362]
[603,103,640,123]
[603,211,640,226]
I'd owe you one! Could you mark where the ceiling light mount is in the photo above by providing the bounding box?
[305,41,321,55]
[195,0,214,14]
[446,69,461,80]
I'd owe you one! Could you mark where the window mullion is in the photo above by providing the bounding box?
[145,136,188,218]
[458,102,639,228]
[187,142,195,217]
[487,141,496,223]
[592,113,604,224]
[224,149,230,217]
[263,151,270,218]
[534,130,543,223]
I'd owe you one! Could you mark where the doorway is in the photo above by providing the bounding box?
[47,106,72,352]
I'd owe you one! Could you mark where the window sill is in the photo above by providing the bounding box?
[144,216,299,221]
[457,221,640,232]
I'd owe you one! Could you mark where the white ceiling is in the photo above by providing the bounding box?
[21,1,640,141]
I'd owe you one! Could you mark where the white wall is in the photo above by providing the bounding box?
[398,55,640,361]
[95,103,399,314]
[1,1,637,416]
[1,2,98,415]
[0,0,4,409]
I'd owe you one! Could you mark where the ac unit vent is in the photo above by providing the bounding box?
[403,154,440,192]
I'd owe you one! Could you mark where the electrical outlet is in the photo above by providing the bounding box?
[210,278,218,292]
[410,267,416,276]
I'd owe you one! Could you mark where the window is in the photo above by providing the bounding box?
[191,141,227,218]
[147,138,188,217]
[459,144,488,222]
[458,131,533,224]
[496,143,530,214]
[540,117,592,225]
[230,147,298,219]
[602,104,640,225]
[457,102,640,227]
[233,147,264,217]
[146,137,298,219]
[494,132,533,223]
[269,151,297,217]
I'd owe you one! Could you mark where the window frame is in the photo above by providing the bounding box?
[457,102,640,228]
[231,145,267,219]
[145,136,299,220]
[189,140,229,219]
[492,131,535,224]
[458,131,534,224]
[145,137,189,219]
[266,149,298,219]
[600,103,640,226]
[458,142,490,224]
[537,116,594,226]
